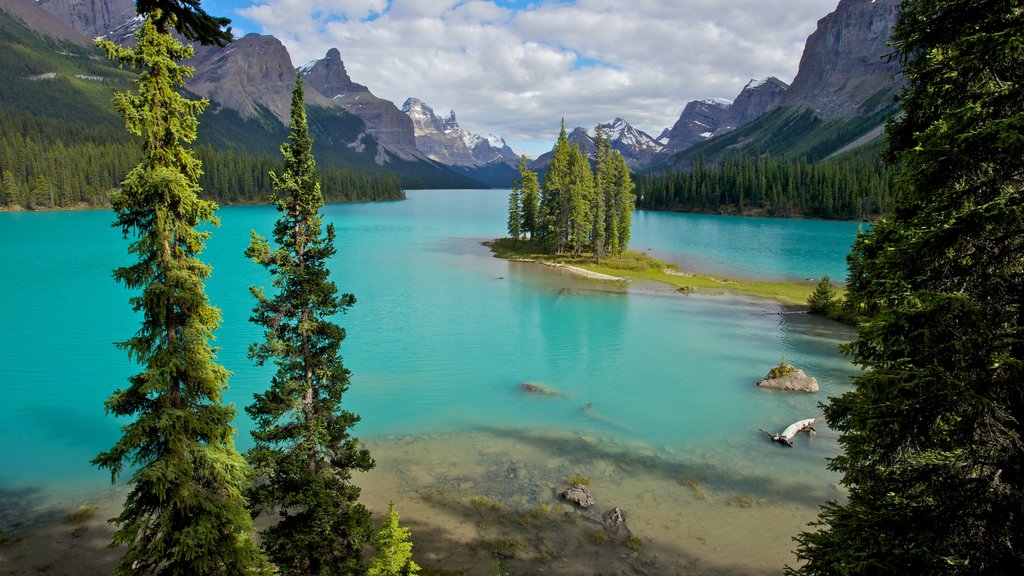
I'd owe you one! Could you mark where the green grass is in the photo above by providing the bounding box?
[567,474,591,487]
[485,238,837,306]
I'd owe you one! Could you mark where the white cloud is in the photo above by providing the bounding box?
[238,0,837,148]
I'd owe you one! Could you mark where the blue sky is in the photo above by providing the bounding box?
[197,1,837,156]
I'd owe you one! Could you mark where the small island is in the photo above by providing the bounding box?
[488,122,824,306]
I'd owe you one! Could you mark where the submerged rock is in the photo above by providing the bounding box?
[520,381,562,396]
[603,507,633,542]
[756,364,819,393]
[559,483,595,509]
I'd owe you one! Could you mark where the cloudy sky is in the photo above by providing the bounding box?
[204,0,838,156]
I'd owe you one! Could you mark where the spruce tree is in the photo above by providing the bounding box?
[806,274,838,317]
[567,144,594,258]
[367,502,421,576]
[136,0,234,46]
[245,75,375,576]
[591,124,609,262]
[91,12,266,576]
[542,119,572,253]
[609,152,635,256]
[792,0,1024,573]
[518,155,540,239]
[507,172,522,241]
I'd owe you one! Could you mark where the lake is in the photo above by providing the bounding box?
[0,189,863,574]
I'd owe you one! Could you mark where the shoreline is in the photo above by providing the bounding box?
[1,429,837,576]
[485,238,834,306]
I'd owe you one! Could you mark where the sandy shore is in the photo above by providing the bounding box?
[508,258,626,282]
[1,429,836,576]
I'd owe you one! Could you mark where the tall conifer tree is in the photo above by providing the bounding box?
[507,173,522,241]
[542,119,572,253]
[591,124,609,262]
[245,75,375,576]
[518,155,540,239]
[792,0,1024,572]
[567,145,594,258]
[92,11,266,576]
[610,152,635,256]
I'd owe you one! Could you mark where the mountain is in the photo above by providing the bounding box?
[658,77,788,157]
[187,34,339,128]
[657,0,902,169]
[36,0,135,38]
[531,118,662,171]
[773,0,902,117]
[658,98,731,157]
[401,97,519,187]
[10,0,481,189]
[402,98,477,166]
[442,110,519,166]
[300,48,420,160]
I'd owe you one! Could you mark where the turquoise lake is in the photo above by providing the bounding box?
[0,189,863,501]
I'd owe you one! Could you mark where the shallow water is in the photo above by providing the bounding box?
[0,189,861,572]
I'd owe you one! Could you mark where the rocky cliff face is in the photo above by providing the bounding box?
[402,98,517,167]
[0,0,92,45]
[187,34,336,126]
[36,0,135,38]
[302,48,417,153]
[775,0,902,116]
[402,98,477,165]
[660,98,731,156]
[718,77,790,132]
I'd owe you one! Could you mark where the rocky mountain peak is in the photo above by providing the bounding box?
[402,97,517,167]
[776,0,902,116]
[187,33,333,125]
[303,48,416,151]
[442,109,459,132]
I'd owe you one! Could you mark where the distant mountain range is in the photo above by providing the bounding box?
[3,0,903,191]
[535,0,902,172]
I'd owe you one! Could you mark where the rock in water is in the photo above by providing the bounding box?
[560,484,595,509]
[520,381,561,396]
[756,364,819,393]
[602,507,633,542]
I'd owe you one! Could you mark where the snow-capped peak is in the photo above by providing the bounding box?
[744,77,769,90]
[700,97,733,109]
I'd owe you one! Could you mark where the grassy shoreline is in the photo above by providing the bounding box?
[485,237,835,306]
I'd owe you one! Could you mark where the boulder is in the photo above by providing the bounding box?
[602,507,632,543]
[559,483,595,509]
[520,381,561,396]
[756,364,819,393]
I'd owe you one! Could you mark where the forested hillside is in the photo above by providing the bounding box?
[636,144,892,220]
[0,8,404,209]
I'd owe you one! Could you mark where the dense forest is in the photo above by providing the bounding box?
[0,109,404,210]
[635,146,892,220]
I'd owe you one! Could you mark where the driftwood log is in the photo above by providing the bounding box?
[761,417,817,447]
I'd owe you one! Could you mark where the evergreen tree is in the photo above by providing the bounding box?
[792,0,1024,573]
[245,75,375,576]
[609,152,635,256]
[91,12,266,576]
[367,502,421,576]
[542,119,572,253]
[518,155,540,239]
[137,0,233,46]
[567,144,594,258]
[591,124,609,262]
[507,171,522,241]
[806,274,839,317]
